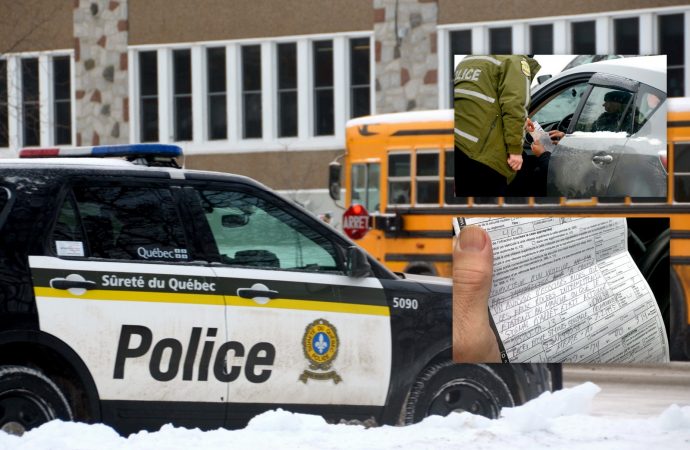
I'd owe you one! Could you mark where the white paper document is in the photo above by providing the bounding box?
[455,217,670,363]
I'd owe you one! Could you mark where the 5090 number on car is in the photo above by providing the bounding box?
[392,297,418,310]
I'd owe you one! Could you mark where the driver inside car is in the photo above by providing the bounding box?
[592,90,632,132]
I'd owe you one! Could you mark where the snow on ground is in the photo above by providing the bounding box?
[2,383,689,450]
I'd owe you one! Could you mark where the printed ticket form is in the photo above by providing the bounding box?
[453,217,670,363]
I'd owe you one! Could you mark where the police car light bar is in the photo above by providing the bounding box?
[19,143,183,159]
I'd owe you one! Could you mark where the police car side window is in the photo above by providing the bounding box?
[198,190,340,273]
[531,81,589,126]
[631,86,665,134]
[574,86,634,133]
[68,186,189,262]
[51,193,87,257]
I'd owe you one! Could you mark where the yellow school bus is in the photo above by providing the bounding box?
[329,98,690,360]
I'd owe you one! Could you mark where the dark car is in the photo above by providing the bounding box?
[0,144,556,435]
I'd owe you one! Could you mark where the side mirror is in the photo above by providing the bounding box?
[537,74,552,85]
[346,245,371,278]
[222,213,249,228]
[328,161,341,201]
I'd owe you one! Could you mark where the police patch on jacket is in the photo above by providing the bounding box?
[299,318,342,384]
[521,60,531,77]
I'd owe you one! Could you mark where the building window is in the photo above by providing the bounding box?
[53,56,71,145]
[21,58,40,147]
[277,43,297,138]
[614,17,639,54]
[416,151,439,205]
[139,51,158,142]
[242,45,262,139]
[207,47,227,140]
[449,30,472,106]
[659,14,685,97]
[350,37,370,119]
[0,60,7,147]
[313,40,334,136]
[489,27,512,54]
[173,49,192,141]
[571,21,596,53]
[530,24,553,54]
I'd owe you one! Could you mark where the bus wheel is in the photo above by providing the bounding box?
[404,361,514,424]
[0,366,73,435]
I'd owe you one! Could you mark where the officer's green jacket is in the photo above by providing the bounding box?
[454,55,541,183]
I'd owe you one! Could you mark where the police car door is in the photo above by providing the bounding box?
[29,183,227,430]
[187,185,391,423]
[547,74,637,197]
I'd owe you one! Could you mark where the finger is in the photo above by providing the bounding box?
[453,226,500,363]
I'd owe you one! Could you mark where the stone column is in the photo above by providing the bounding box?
[73,0,129,146]
[374,0,438,113]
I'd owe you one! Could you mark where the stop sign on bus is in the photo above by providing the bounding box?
[343,204,370,239]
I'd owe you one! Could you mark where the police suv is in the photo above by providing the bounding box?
[0,145,554,435]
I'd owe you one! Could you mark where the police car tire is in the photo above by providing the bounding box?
[0,365,73,435]
[404,361,514,424]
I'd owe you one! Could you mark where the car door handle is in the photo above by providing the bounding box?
[237,285,279,300]
[592,155,613,164]
[50,278,97,290]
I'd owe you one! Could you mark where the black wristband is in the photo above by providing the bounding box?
[488,308,510,363]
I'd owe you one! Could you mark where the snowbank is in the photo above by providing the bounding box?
[2,383,689,450]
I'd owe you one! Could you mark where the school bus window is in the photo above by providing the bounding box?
[444,149,465,205]
[351,162,380,212]
[673,143,690,202]
[416,151,439,205]
[389,152,411,205]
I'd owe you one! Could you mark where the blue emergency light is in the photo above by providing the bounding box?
[19,144,183,168]
[19,143,182,159]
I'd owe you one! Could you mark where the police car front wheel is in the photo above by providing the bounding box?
[0,365,73,435]
[404,361,514,423]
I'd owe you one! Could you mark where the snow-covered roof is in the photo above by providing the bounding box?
[668,97,690,113]
[550,55,666,92]
[347,109,453,128]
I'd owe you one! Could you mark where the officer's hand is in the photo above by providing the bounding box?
[549,130,565,145]
[452,226,501,363]
[525,118,535,133]
[507,153,523,171]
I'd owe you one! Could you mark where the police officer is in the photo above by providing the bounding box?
[454,55,540,196]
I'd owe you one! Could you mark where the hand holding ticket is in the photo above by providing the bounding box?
[452,217,670,363]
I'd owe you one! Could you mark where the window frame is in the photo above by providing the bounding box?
[276,42,298,138]
[673,142,690,203]
[173,49,193,142]
[52,55,72,146]
[387,150,412,208]
[20,57,40,147]
[348,37,371,119]
[207,46,228,141]
[129,31,372,155]
[414,149,441,207]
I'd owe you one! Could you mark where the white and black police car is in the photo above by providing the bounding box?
[0,144,557,435]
